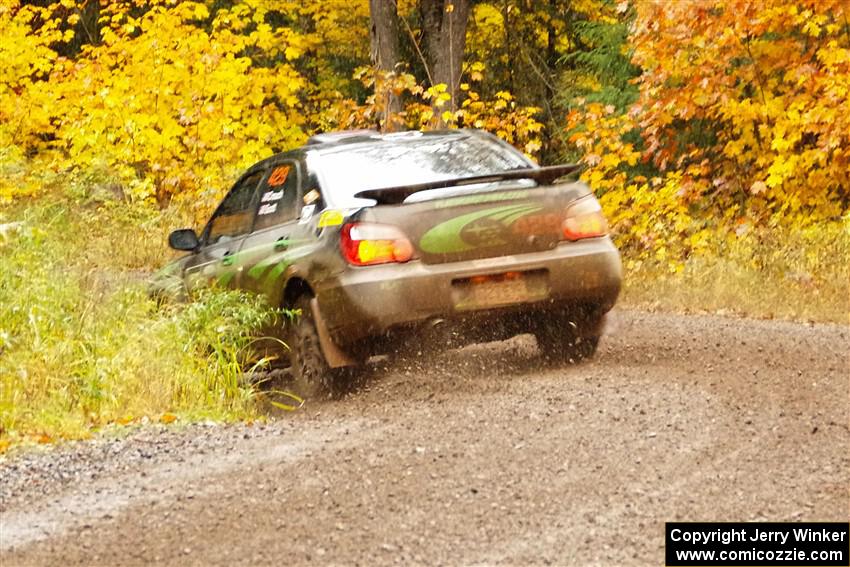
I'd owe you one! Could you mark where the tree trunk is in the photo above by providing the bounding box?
[420,0,471,117]
[504,0,514,95]
[369,0,402,130]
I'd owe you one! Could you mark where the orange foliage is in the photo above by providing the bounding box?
[631,0,850,220]
[566,0,850,264]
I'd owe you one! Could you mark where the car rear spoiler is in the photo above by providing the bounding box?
[353,163,582,205]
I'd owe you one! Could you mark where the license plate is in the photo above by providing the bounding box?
[452,270,549,311]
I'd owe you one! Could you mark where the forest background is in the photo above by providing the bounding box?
[1,0,847,447]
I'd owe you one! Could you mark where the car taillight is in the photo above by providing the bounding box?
[562,196,609,241]
[340,222,415,266]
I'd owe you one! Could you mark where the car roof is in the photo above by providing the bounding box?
[250,129,488,171]
[306,129,475,153]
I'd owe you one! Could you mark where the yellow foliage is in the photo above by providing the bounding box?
[1,1,544,213]
[567,102,708,264]
[1,1,309,213]
[327,66,544,160]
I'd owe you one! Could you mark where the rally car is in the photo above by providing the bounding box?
[155,129,622,390]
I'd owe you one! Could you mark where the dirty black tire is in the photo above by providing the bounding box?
[534,317,601,364]
[288,295,352,397]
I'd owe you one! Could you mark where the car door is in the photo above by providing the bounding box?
[238,159,304,299]
[184,168,265,290]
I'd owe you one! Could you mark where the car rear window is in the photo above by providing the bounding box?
[313,134,531,206]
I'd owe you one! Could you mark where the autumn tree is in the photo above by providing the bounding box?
[7,0,845,242]
[565,0,850,260]
[365,0,472,123]
[369,0,402,124]
[630,0,850,219]
[463,0,629,159]
[419,0,471,112]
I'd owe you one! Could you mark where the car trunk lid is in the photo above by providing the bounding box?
[355,179,591,265]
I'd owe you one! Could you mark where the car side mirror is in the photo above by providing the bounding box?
[168,228,200,251]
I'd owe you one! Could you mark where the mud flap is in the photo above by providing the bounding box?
[309,297,356,368]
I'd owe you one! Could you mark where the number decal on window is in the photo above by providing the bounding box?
[267,166,290,187]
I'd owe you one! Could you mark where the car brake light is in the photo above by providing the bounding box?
[340,222,415,266]
[562,197,608,241]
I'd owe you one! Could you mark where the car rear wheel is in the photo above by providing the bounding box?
[287,295,355,397]
[534,314,603,364]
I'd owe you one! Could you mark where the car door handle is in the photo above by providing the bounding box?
[274,237,290,251]
[221,252,235,266]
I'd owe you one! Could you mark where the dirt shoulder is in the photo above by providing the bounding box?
[1,308,848,566]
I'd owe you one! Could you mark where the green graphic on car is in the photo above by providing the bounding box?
[247,241,293,280]
[217,270,237,287]
[215,202,547,290]
[419,203,543,253]
[202,239,303,288]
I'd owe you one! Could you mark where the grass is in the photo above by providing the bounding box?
[621,221,850,324]
[0,198,285,450]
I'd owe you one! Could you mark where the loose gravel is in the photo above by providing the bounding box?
[1,308,847,566]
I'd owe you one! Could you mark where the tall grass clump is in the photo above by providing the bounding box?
[622,220,850,323]
[0,200,281,448]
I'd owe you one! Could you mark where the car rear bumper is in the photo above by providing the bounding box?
[316,237,622,346]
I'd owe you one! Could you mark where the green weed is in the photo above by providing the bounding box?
[0,200,286,449]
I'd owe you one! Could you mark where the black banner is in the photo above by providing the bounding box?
[666,522,849,566]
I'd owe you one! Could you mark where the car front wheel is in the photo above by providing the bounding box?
[287,295,355,397]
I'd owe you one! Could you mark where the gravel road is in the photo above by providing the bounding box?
[1,308,848,566]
